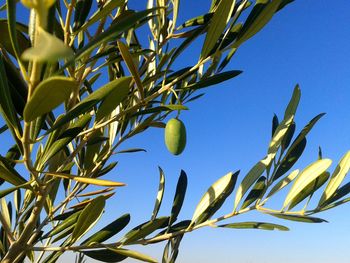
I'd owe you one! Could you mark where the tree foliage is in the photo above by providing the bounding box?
[0,0,349,262]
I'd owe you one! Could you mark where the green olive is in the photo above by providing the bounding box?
[164,118,187,155]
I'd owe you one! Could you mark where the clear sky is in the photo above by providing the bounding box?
[4,0,350,262]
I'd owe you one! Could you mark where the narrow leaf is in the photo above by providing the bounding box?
[0,156,27,186]
[234,155,272,210]
[74,8,157,60]
[266,169,299,198]
[271,114,279,137]
[95,77,131,122]
[5,0,30,58]
[48,77,131,133]
[71,196,105,242]
[106,247,157,263]
[74,0,125,34]
[266,212,327,223]
[170,170,188,224]
[22,27,73,62]
[117,40,144,99]
[40,114,91,166]
[319,151,350,206]
[43,211,82,239]
[45,172,125,187]
[83,249,127,262]
[0,182,31,199]
[24,77,77,121]
[185,70,242,90]
[241,176,266,209]
[323,182,350,207]
[201,0,236,59]
[284,84,301,119]
[268,115,294,157]
[219,222,289,231]
[283,159,332,209]
[283,113,325,160]
[234,0,282,47]
[289,172,329,210]
[192,172,237,225]
[122,217,169,245]
[81,214,130,245]
[272,138,306,182]
[151,167,165,220]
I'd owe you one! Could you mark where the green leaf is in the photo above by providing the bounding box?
[168,26,206,69]
[117,40,144,98]
[282,113,325,162]
[219,222,289,231]
[43,210,82,239]
[95,77,131,122]
[52,209,82,221]
[48,77,131,133]
[0,182,31,199]
[192,171,238,225]
[74,0,125,34]
[284,84,301,119]
[132,105,188,118]
[1,198,11,228]
[272,138,306,182]
[277,0,295,12]
[0,20,30,58]
[185,70,242,90]
[22,27,73,62]
[74,8,157,61]
[81,213,130,245]
[321,197,350,212]
[268,115,294,157]
[170,170,188,224]
[105,247,157,263]
[266,212,327,223]
[177,13,213,30]
[40,114,91,166]
[151,167,165,220]
[281,122,295,151]
[116,148,146,154]
[234,0,282,48]
[83,249,127,262]
[289,172,329,210]
[0,156,27,186]
[45,172,125,187]
[6,0,25,58]
[283,159,332,209]
[51,224,75,243]
[73,0,93,31]
[234,155,272,210]
[122,216,169,245]
[0,56,23,144]
[24,76,77,122]
[241,176,266,209]
[2,54,28,117]
[319,151,350,206]
[200,0,236,59]
[71,195,106,242]
[158,220,192,235]
[171,0,179,31]
[266,169,299,198]
[271,114,279,137]
[323,182,350,207]
[217,47,237,72]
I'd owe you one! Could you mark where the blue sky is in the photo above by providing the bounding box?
[3,0,350,262]
[108,1,350,262]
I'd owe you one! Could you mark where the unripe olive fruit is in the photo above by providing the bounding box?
[164,118,187,155]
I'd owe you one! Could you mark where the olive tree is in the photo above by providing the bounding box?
[0,0,349,262]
